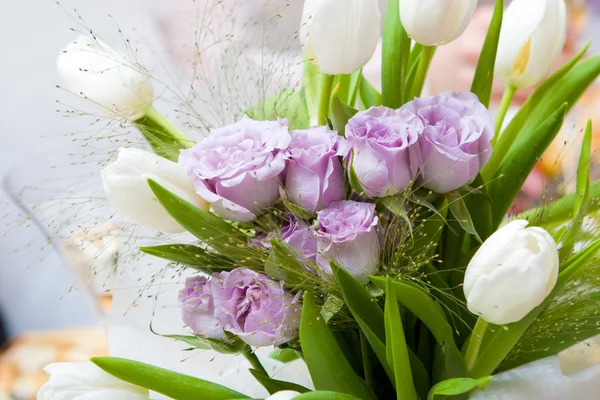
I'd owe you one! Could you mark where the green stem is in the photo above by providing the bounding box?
[242,347,269,377]
[338,74,351,104]
[464,318,489,374]
[409,46,435,100]
[133,106,192,162]
[318,74,335,125]
[492,85,517,146]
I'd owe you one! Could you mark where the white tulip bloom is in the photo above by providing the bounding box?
[101,148,209,233]
[464,220,559,325]
[300,0,381,75]
[495,0,567,89]
[57,35,154,120]
[37,362,150,400]
[400,0,478,46]
[266,391,301,400]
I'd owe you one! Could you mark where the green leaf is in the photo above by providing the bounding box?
[300,293,375,399]
[446,192,481,242]
[462,175,494,243]
[269,348,301,364]
[294,392,362,400]
[321,293,345,323]
[303,60,321,126]
[348,157,367,197]
[265,239,310,285]
[246,88,309,130]
[380,195,412,236]
[91,357,248,399]
[470,0,503,107]
[488,104,568,228]
[140,244,235,273]
[149,324,211,350]
[147,179,264,267]
[382,0,410,107]
[348,69,363,107]
[248,368,311,395]
[427,376,492,400]
[385,278,418,400]
[330,83,359,136]
[358,76,382,109]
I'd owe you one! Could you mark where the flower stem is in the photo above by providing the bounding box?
[492,85,517,147]
[133,106,193,162]
[408,46,435,100]
[464,318,489,374]
[242,346,269,377]
[318,73,335,125]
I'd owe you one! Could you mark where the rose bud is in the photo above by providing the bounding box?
[316,201,381,284]
[285,126,346,213]
[179,276,225,340]
[37,362,150,400]
[400,0,478,46]
[57,35,154,120]
[345,106,421,198]
[211,268,302,347]
[101,148,209,233]
[249,215,318,263]
[301,0,381,74]
[495,0,567,89]
[464,220,559,325]
[179,117,291,222]
[400,92,493,193]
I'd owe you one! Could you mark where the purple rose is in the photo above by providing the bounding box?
[400,92,493,193]
[316,201,381,283]
[211,268,302,347]
[285,126,346,212]
[178,276,225,340]
[345,106,420,198]
[249,215,317,262]
[179,117,291,222]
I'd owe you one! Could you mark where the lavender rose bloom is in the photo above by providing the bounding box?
[211,268,302,347]
[179,117,291,222]
[285,126,346,212]
[249,215,318,263]
[316,201,381,284]
[345,106,420,198]
[400,92,493,193]
[178,276,225,340]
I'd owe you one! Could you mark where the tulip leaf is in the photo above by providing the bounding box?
[139,244,236,273]
[358,76,382,109]
[269,348,302,364]
[330,83,358,136]
[384,278,418,400]
[248,368,311,395]
[245,88,310,130]
[446,191,481,242]
[427,376,493,400]
[294,392,362,400]
[265,239,310,285]
[382,0,410,107]
[133,106,194,162]
[91,357,249,399]
[147,179,265,267]
[300,292,376,399]
[488,104,568,228]
[470,0,503,108]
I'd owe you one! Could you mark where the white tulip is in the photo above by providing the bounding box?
[101,148,209,233]
[495,0,567,89]
[400,0,478,46]
[300,0,381,75]
[266,391,301,400]
[37,362,150,400]
[464,220,559,325]
[57,35,154,120]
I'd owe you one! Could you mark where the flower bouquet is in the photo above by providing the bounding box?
[40,0,600,399]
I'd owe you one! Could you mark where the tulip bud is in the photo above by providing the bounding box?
[101,148,209,233]
[57,35,154,120]
[495,0,567,89]
[464,220,559,325]
[300,0,381,75]
[400,0,478,46]
[38,362,150,400]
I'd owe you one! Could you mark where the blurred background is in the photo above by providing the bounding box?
[1,0,600,398]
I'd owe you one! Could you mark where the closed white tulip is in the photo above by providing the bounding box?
[38,362,150,400]
[57,35,154,120]
[495,0,567,89]
[266,391,301,400]
[400,0,478,46]
[300,0,381,74]
[464,220,559,325]
[101,148,209,233]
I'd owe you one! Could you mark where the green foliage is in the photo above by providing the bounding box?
[358,77,382,109]
[427,376,492,400]
[446,192,481,242]
[330,83,358,136]
[269,348,301,364]
[140,244,236,274]
[245,89,310,130]
[294,392,362,400]
[382,0,410,107]
[248,369,311,395]
[91,357,248,399]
